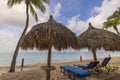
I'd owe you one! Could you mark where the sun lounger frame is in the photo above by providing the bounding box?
[60,65,90,80]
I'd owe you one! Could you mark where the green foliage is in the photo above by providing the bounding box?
[103,7,120,34]
[7,0,23,7]
[107,8,120,20]
[31,0,46,13]
[29,4,38,21]
[103,20,113,29]
[7,0,49,22]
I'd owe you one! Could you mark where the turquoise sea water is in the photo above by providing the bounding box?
[0,51,120,66]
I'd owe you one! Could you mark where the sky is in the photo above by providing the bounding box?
[0,0,120,53]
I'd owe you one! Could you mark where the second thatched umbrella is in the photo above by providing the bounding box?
[20,15,78,80]
[78,23,120,61]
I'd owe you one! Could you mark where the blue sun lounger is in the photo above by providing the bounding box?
[60,65,90,80]
[101,57,111,67]
[74,61,99,70]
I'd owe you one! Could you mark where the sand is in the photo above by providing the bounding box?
[0,57,120,80]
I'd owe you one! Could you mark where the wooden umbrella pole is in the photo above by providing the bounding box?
[46,45,52,80]
[47,46,52,67]
[92,49,97,61]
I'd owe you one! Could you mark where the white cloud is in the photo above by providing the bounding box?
[52,3,61,19]
[68,0,120,34]
[67,15,88,35]
[0,1,62,53]
[0,0,61,27]
[2,0,120,53]
[1,0,120,54]
[0,25,21,53]
[26,2,62,33]
[0,1,26,26]
[88,0,120,27]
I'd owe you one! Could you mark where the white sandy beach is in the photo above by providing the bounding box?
[0,57,120,80]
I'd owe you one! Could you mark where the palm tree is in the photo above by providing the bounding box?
[7,0,49,72]
[103,8,120,34]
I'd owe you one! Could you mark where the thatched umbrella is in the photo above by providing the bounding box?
[20,15,79,80]
[78,23,120,61]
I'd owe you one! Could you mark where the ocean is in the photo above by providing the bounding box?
[0,51,120,66]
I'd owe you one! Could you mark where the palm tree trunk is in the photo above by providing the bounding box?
[113,26,120,34]
[9,3,29,72]
[92,49,97,61]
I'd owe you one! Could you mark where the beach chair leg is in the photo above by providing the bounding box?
[63,69,65,74]
[107,69,110,73]
[60,67,62,72]
[68,71,71,79]
[94,67,101,75]
[73,73,76,80]
[81,78,86,80]
[77,78,85,80]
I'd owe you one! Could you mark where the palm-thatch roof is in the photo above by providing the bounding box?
[78,23,120,61]
[20,15,78,50]
[20,15,79,80]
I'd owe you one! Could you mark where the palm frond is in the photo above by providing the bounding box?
[107,7,120,20]
[38,3,46,13]
[29,4,38,22]
[103,20,113,29]
[7,0,23,8]
[31,0,46,13]
[117,19,120,24]
[42,0,50,3]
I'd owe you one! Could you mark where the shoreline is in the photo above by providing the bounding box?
[0,52,120,66]
[0,56,120,80]
[0,56,120,70]
[0,56,120,68]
